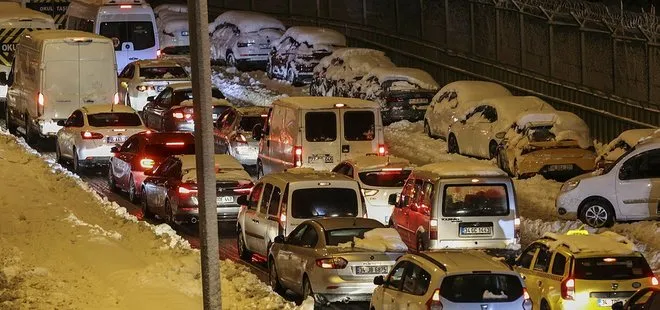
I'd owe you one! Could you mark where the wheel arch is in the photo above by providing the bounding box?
[578,196,616,220]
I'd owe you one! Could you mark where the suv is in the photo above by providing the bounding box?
[235,168,366,260]
[371,250,532,310]
[513,229,658,310]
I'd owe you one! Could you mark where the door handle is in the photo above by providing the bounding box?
[342,145,350,153]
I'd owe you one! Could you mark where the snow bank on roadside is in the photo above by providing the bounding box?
[211,66,308,107]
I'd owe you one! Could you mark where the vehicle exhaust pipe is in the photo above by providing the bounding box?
[190,217,198,224]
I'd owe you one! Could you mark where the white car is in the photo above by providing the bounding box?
[117,59,190,111]
[55,104,146,173]
[556,137,660,228]
[447,96,555,159]
[595,128,659,168]
[214,106,269,166]
[332,155,413,225]
[371,250,532,310]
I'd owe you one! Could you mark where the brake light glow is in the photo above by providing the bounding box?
[279,213,286,222]
[561,278,575,300]
[178,186,198,194]
[113,92,119,105]
[382,168,402,171]
[378,144,386,156]
[426,289,442,310]
[334,103,345,108]
[233,187,252,194]
[140,158,155,169]
[235,134,247,143]
[120,5,132,8]
[293,146,302,167]
[81,131,104,139]
[315,257,348,269]
[429,218,438,240]
[652,276,659,286]
[166,142,185,146]
[37,92,44,106]
[260,114,268,117]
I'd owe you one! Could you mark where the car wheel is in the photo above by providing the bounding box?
[141,188,154,220]
[55,142,64,165]
[107,164,118,192]
[424,121,433,138]
[237,227,252,261]
[24,114,36,147]
[302,275,314,300]
[226,52,236,68]
[489,140,498,159]
[128,175,139,203]
[447,134,459,154]
[416,234,426,252]
[5,104,17,135]
[580,198,615,228]
[165,199,180,226]
[269,258,285,295]
[72,149,82,174]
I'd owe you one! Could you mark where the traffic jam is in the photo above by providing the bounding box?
[0,0,659,309]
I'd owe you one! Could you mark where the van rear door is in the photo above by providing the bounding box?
[301,110,341,171]
[340,108,380,160]
[79,40,117,105]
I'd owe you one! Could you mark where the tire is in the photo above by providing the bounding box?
[5,104,17,135]
[24,114,36,147]
[226,52,236,68]
[128,175,139,203]
[269,258,285,295]
[55,142,64,165]
[489,140,498,159]
[447,134,459,154]
[579,198,615,228]
[237,227,252,261]
[141,188,154,220]
[416,234,426,252]
[424,121,433,138]
[302,275,314,300]
[72,149,82,174]
[107,164,118,192]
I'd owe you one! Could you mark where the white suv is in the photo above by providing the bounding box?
[370,250,532,310]
[556,137,660,228]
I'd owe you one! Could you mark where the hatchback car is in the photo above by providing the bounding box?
[55,104,146,173]
[332,155,413,225]
[117,59,190,111]
[595,129,658,169]
[214,106,268,166]
[108,131,196,202]
[513,229,658,310]
[269,218,402,305]
[371,250,532,310]
[142,82,231,132]
[141,154,252,224]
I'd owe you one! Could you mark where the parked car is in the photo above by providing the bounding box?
[56,104,146,173]
[310,48,395,97]
[496,111,596,180]
[596,128,659,169]
[141,154,252,224]
[269,218,403,305]
[514,229,658,310]
[108,131,196,202]
[208,10,285,70]
[612,286,660,310]
[424,81,512,139]
[556,137,660,228]
[332,155,413,225]
[214,106,269,166]
[154,4,190,61]
[142,82,230,132]
[235,168,367,261]
[447,96,555,159]
[352,67,438,124]
[118,59,190,111]
[371,250,532,310]
[267,26,346,85]
[389,161,520,256]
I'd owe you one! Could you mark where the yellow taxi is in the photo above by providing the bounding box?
[512,228,658,309]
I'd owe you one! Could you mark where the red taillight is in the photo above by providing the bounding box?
[429,219,438,240]
[315,257,348,269]
[426,289,443,310]
[140,158,155,169]
[561,278,575,300]
[120,4,132,8]
[378,144,386,156]
[81,131,104,139]
[652,276,659,286]
[293,146,302,167]
[37,92,44,106]
[178,186,198,195]
[166,142,185,146]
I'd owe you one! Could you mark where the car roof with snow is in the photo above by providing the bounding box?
[310,217,385,231]
[316,48,392,70]
[264,168,356,183]
[436,80,512,103]
[539,231,641,258]
[159,17,188,34]
[416,250,514,273]
[363,67,439,90]
[21,30,111,47]
[0,2,55,23]
[280,26,346,47]
[81,104,138,115]
[341,155,412,171]
[236,106,270,116]
[176,154,251,183]
[133,59,183,68]
[154,4,187,15]
[614,128,658,147]
[465,96,554,123]
[209,10,285,33]
[274,96,380,110]
[415,162,508,179]
[636,136,660,149]
[510,111,592,148]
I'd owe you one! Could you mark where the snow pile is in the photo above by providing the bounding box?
[208,11,285,34]
[483,291,508,299]
[64,212,123,240]
[597,128,657,163]
[338,228,408,252]
[211,67,308,107]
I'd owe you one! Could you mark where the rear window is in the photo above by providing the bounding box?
[239,115,266,132]
[443,184,509,217]
[305,112,336,142]
[145,142,195,156]
[87,113,142,127]
[139,66,188,79]
[358,169,411,187]
[99,21,155,51]
[291,188,358,219]
[161,45,190,55]
[325,227,383,246]
[440,274,524,303]
[344,111,375,141]
[172,88,225,105]
[575,257,653,280]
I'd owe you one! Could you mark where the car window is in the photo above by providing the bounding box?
[156,88,173,107]
[267,186,281,216]
[144,142,196,156]
[66,110,84,127]
[343,111,375,141]
[325,226,384,245]
[401,263,432,296]
[574,256,653,280]
[305,111,337,142]
[87,113,142,127]
[619,149,660,180]
[440,273,524,302]
[164,161,182,178]
[119,64,132,78]
[517,244,539,269]
[358,169,411,187]
[239,115,266,132]
[121,137,139,153]
[443,184,509,217]
[420,182,434,209]
[551,253,567,276]
[482,106,498,122]
[139,66,188,79]
[100,21,155,51]
[152,157,174,176]
[248,183,264,211]
[386,261,409,290]
[400,179,416,208]
[259,184,273,214]
[299,226,318,248]
[533,247,552,273]
[221,109,237,130]
[287,224,307,244]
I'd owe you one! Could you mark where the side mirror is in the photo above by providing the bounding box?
[0,72,6,85]
[274,235,285,244]
[236,195,248,206]
[611,301,624,310]
[110,146,120,153]
[388,193,399,207]
[147,96,155,102]
[56,120,66,127]
[144,169,154,176]
[252,124,263,140]
[373,275,385,286]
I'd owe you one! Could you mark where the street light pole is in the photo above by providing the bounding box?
[187,0,221,308]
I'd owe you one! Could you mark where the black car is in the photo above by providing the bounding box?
[612,286,660,310]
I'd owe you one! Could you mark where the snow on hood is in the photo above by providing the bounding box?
[363,67,439,90]
[458,96,555,133]
[278,26,346,48]
[543,231,636,255]
[417,161,507,177]
[338,228,407,252]
[509,111,592,149]
[315,48,394,74]
[208,11,285,34]
[178,154,251,183]
[616,129,657,148]
[178,98,231,107]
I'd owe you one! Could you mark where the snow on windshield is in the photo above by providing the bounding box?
[140,66,188,79]
[337,228,408,252]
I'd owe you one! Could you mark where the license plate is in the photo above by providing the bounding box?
[598,299,623,307]
[548,164,573,171]
[355,265,389,275]
[216,196,234,204]
[308,154,333,164]
[106,136,127,143]
[409,98,429,104]
[212,114,218,119]
[460,226,492,236]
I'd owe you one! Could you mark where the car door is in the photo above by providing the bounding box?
[408,180,433,250]
[58,110,83,158]
[397,263,433,310]
[472,105,498,158]
[379,260,409,310]
[615,149,660,220]
[243,182,265,252]
[257,185,282,255]
[530,245,553,307]
[277,224,308,287]
[118,64,135,104]
[456,105,486,156]
[113,136,140,190]
[392,179,416,247]
[246,183,273,255]
[288,224,319,291]
[142,158,171,215]
[155,158,180,215]
[143,87,171,129]
[215,108,236,154]
[152,88,174,131]
[514,244,541,305]
[340,109,379,161]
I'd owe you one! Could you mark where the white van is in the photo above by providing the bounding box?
[0,2,55,103]
[0,30,118,142]
[65,0,158,72]
[253,97,387,177]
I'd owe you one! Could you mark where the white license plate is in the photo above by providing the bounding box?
[212,114,218,119]
[355,265,389,275]
[548,164,573,171]
[460,226,492,236]
[106,136,127,143]
[216,196,234,204]
[308,154,333,164]
[598,299,623,307]
[409,98,429,104]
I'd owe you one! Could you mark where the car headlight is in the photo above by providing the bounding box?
[560,180,580,193]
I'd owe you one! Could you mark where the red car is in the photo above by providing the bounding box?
[108,131,196,202]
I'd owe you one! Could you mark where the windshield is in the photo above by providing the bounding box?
[440,274,524,303]
[291,188,358,219]
[100,21,155,51]
[575,257,653,280]
[358,169,411,187]
[145,143,195,156]
[140,67,188,79]
[603,145,637,174]
[443,184,509,217]
[87,113,142,127]
[344,111,375,141]
[325,227,383,246]
[239,115,266,132]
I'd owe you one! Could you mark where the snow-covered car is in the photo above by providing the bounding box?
[309,48,395,97]
[267,26,346,86]
[595,128,659,169]
[496,111,596,180]
[447,96,555,159]
[269,219,404,305]
[332,155,413,225]
[424,81,512,139]
[141,154,253,224]
[371,250,532,310]
[55,104,146,173]
[118,59,190,111]
[208,11,285,70]
[352,67,439,124]
[556,137,660,228]
[142,82,230,132]
[154,4,189,61]
[214,106,268,166]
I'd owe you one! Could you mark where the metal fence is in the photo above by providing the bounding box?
[208,0,660,141]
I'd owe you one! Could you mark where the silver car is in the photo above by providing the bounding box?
[268,217,403,306]
[214,106,268,166]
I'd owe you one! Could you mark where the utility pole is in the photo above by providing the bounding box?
[187,0,220,308]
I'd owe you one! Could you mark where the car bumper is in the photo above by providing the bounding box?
[556,192,580,220]
[364,201,393,225]
[429,239,520,251]
[175,206,240,223]
[310,278,377,303]
[382,108,427,124]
